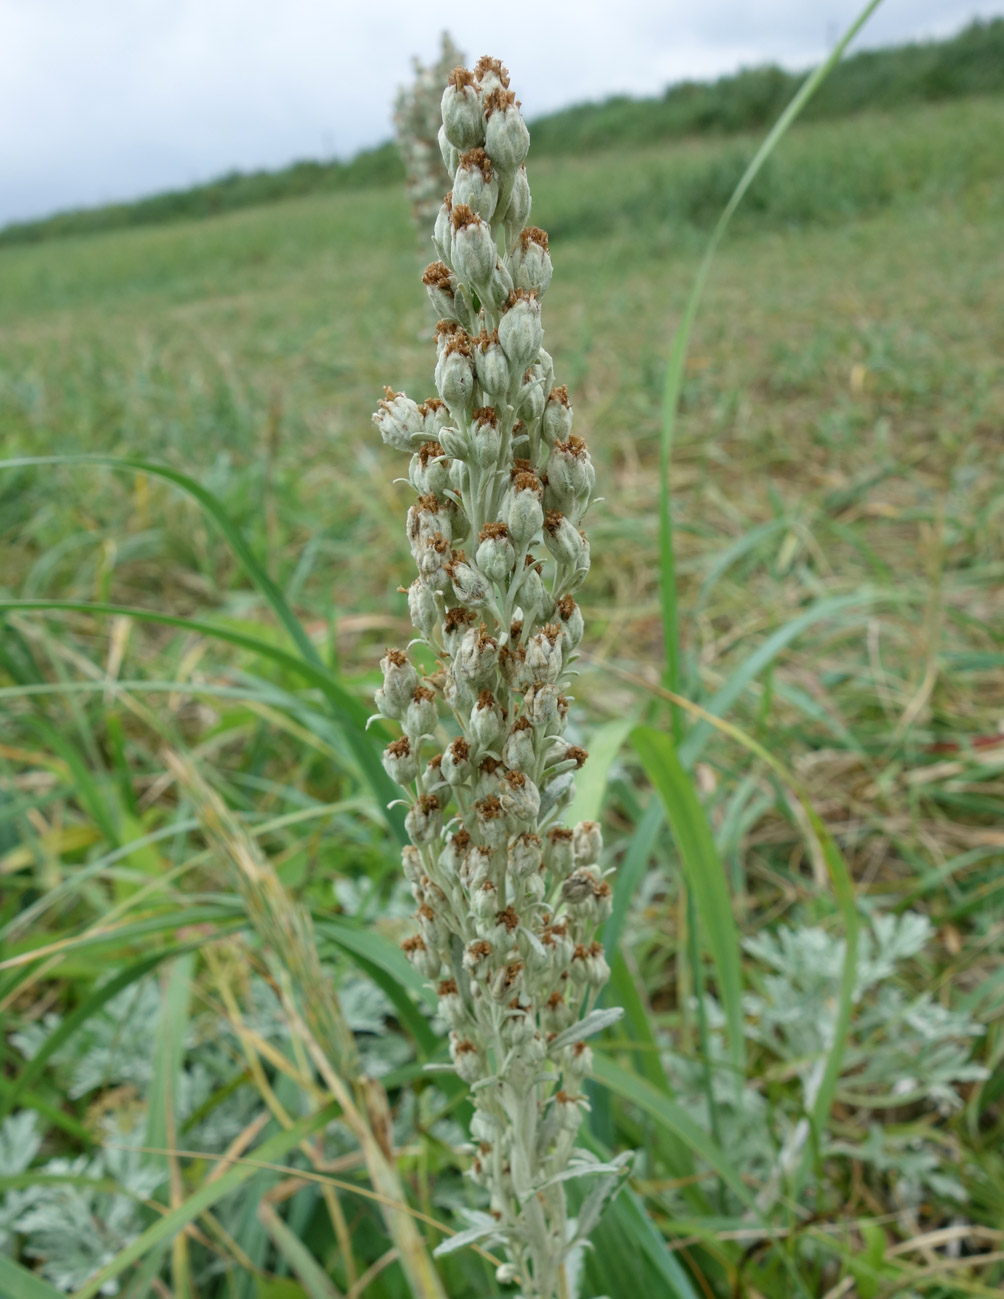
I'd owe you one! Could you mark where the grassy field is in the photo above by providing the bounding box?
[2,90,1004,1297]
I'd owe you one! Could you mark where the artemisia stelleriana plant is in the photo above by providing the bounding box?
[372,57,629,1299]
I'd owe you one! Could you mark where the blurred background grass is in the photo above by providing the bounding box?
[2,17,1003,1299]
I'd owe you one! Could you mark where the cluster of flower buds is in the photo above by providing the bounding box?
[393,33,466,239]
[373,57,619,1299]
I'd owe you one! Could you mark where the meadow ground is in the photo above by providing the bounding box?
[1,95,1003,1297]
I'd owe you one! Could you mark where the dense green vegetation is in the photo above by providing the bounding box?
[2,72,1003,1299]
[2,17,1002,247]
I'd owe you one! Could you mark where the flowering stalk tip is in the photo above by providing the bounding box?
[373,56,627,1299]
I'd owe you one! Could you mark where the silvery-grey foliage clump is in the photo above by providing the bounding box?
[394,33,466,237]
[372,56,628,1299]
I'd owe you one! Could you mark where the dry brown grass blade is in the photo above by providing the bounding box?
[164,749,449,1299]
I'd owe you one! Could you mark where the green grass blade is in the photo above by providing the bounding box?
[258,1202,346,1299]
[0,1256,68,1299]
[631,726,745,1089]
[69,1101,342,1299]
[0,597,404,843]
[565,715,636,825]
[658,0,885,707]
[591,1053,753,1210]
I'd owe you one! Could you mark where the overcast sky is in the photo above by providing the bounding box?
[0,0,1000,227]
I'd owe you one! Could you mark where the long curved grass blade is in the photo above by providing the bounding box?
[0,1255,67,1299]
[0,597,404,843]
[658,0,885,709]
[627,683,861,1198]
[591,1053,753,1210]
[631,726,745,1089]
[68,1101,342,1299]
[258,1201,345,1299]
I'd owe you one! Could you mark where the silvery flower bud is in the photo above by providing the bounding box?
[475,795,508,848]
[402,934,441,980]
[488,959,525,1003]
[523,870,547,904]
[484,89,530,170]
[436,977,466,1029]
[473,328,509,398]
[454,626,499,684]
[502,718,535,772]
[405,793,442,846]
[485,259,515,312]
[470,406,502,469]
[437,124,460,176]
[449,1034,485,1084]
[448,556,489,608]
[373,389,424,452]
[541,385,573,450]
[416,901,446,952]
[407,577,439,641]
[423,753,447,795]
[421,397,451,438]
[554,594,584,651]
[416,535,451,590]
[511,226,552,296]
[553,1090,585,1132]
[469,690,504,750]
[463,844,493,892]
[451,205,496,287]
[404,685,438,739]
[475,522,514,583]
[564,1040,594,1081]
[548,518,590,579]
[407,497,451,553]
[433,198,453,265]
[440,735,472,786]
[570,941,610,989]
[452,147,499,221]
[545,436,595,520]
[441,69,484,151]
[522,683,559,729]
[376,649,418,719]
[498,292,542,377]
[541,990,573,1034]
[474,55,510,98]
[573,820,603,867]
[438,829,470,882]
[505,473,544,546]
[471,879,498,922]
[434,339,475,414]
[438,421,470,461]
[502,165,531,246]
[524,626,564,685]
[401,844,424,885]
[442,604,476,654]
[542,921,575,976]
[408,441,449,498]
[519,563,545,623]
[516,1031,547,1069]
[382,736,419,786]
[462,938,494,976]
[499,770,540,825]
[502,1004,535,1047]
[507,830,542,879]
[544,826,575,878]
[422,261,459,321]
[516,368,546,423]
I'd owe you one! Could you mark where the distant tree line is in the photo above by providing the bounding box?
[2,17,1001,248]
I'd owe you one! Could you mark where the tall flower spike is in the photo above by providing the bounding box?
[372,57,628,1299]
